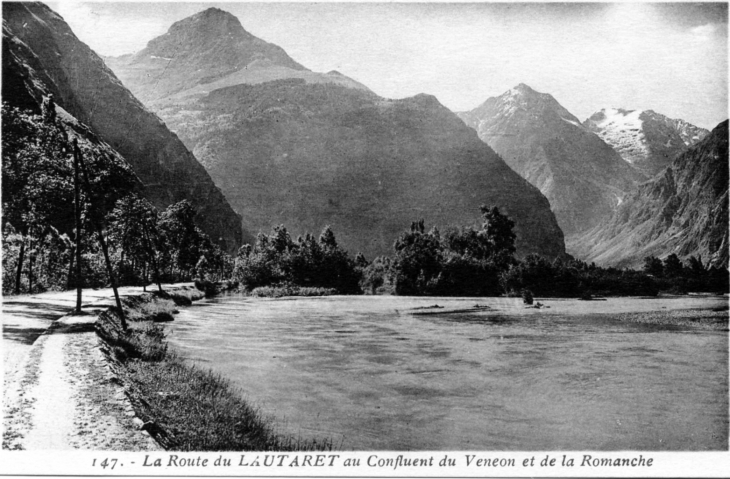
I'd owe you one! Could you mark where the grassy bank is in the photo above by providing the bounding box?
[248,285,338,298]
[95,286,332,451]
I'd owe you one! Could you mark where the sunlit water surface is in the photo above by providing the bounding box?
[167,295,728,450]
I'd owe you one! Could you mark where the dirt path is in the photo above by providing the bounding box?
[2,284,191,450]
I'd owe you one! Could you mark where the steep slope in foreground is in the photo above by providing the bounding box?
[163,79,566,260]
[569,120,728,269]
[584,108,709,176]
[458,84,645,236]
[2,2,247,252]
[106,7,369,107]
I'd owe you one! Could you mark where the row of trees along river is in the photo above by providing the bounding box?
[3,99,728,316]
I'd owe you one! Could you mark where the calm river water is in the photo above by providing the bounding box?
[167,295,728,450]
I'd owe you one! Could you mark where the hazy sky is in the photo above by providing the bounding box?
[51,1,728,129]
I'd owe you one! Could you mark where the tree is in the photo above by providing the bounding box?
[109,194,163,291]
[2,103,73,294]
[392,220,443,295]
[158,201,208,281]
[479,205,516,270]
[663,253,684,278]
[643,256,664,277]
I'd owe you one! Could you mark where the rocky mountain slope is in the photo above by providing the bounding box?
[583,108,709,176]
[106,9,567,260]
[458,84,645,237]
[3,2,246,251]
[569,120,728,269]
[163,80,567,259]
[106,8,369,108]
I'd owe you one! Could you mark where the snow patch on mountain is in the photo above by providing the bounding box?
[584,108,648,166]
[583,108,709,176]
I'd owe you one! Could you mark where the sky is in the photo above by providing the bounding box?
[50,1,728,129]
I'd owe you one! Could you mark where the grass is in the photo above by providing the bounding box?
[250,285,338,298]
[120,294,178,323]
[96,288,332,451]
[124,355,332,451]
[157,286,205,306]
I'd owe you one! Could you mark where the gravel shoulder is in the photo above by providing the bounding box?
[2,285,191,450]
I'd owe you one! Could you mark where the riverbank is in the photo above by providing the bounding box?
[3,281,328,450]
[96,289,332,451]
[2,284,189,450]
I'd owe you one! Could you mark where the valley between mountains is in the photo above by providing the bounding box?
[2,1,728,456]
[105,7,727,269]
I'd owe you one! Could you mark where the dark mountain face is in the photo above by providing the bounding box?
[2,2,247,252]
[105,10,567,260]
[458,84,645,238]
[583,108,709,176]
[106,8,369,107]
[569,120,728,269]
[155,79,566,260]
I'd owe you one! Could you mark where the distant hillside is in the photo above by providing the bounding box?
[569,120,728,269]
[3,2,247,252]
[106,7,370,108]
[458,84,645,237]
[105,9,568,260]
[584,108,709,176]
[160,79,567,259]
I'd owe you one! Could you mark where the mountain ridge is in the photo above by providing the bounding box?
[106,7,370,105]
[106,9,568,260]
[3,1,248,252]
[583,108,709,176]
[568,120,728,269]
[458,84,645,238]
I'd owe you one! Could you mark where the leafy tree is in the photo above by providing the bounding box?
[643,256,664,277]
[479,205,516,270]
[2,103,73,293]
[663,253,684,278]
[392,220,443,295]
[158,200,209,281]
[109,194,164,290]
[360,256,392,294]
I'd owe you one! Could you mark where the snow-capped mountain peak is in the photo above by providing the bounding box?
[583,108,709,176]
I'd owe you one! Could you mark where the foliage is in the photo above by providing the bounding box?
[641,254,728,294]
[389,206,516,296]
[233,225,361,293]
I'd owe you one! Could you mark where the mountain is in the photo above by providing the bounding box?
[583,108,709,176]
[147,79,568,260]
[569,120,728,269]
[458,84,645,237]
[105,10,568,260]
[106,8,369,108]
[2,2,247,252]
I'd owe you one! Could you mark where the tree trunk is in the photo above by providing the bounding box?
[66,245,75,290]
[73,140,83,313]
[27,232,34,294]
[141,226,163,292]
[15,234,26,295]
[76,141,125,329]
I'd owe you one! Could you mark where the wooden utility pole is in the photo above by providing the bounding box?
[73,139,82,313]
[74,142,127,330]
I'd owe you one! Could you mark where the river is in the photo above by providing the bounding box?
[166,295,728,450]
